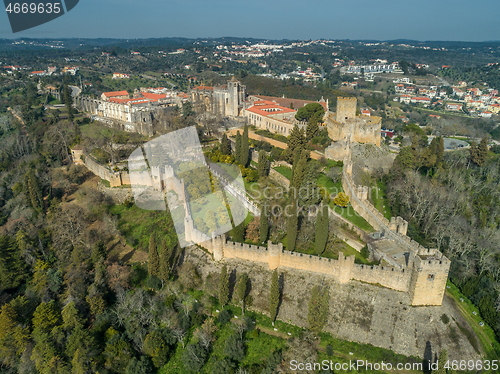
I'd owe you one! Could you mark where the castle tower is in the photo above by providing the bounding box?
[336,97,357,124]
[227,78,245,117]
[268,241,282,270]
[338,252,355,283]
[409,254,450,306]
[70,145,84,164]
[212,233,225,261]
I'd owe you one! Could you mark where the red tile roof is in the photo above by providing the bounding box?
[141,92,168,101]
[103,91,129,97]
[252,95,328,112]
[246,101,296,117]
[193,85,213,90]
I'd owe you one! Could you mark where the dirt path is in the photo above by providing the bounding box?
[447,291,494,357]
[226,129,324,160]
[7,107,28,135]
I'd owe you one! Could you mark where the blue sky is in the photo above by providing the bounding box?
[1,0,499,41]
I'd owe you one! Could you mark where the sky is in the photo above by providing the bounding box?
[1,0,499,42]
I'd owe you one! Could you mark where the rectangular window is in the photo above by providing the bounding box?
[427,274,435,281]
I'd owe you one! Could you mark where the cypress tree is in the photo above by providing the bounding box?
[306,118,319,141]
[469,141,479,166]
[159,238,171,283]
[240,125,249,166]
[314,202,329,255]
[231,222,245,242]
[259,202,269,244]
[477,137,488,166]
[288,125,305,158]
[433,349,448,374]
[307,285,329,333]
[23,170,43,210]
[291,150,308,190]
[436,136,444,164]
[257,150,270,178]
[235,131,242,164]
[219,265,230,307]
[269,269,280,321]
[221,133,231,155]
[148,234,160,277]
[236,272,248,315]
[286,197,298,252]
[290,150,301,185]
[299,163,320,207]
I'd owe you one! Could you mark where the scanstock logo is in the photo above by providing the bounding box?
[4,0,79,33]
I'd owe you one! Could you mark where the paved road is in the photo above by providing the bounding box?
[69,85,81,97]
[434,74,451,87]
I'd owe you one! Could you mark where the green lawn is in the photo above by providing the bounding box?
[108,204,178,251]
[332,205,375,232]
[273,166,292,180]
[319,334,422,372]
[316,172,374,232]
[371,180,392,220]
[287,240,371,265]
[47,97,62,105]
[316,172,343,197]
[446,281,500,361]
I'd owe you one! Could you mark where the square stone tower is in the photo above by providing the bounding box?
[336,97,357,124]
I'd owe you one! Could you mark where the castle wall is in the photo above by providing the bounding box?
[350,263,411,292]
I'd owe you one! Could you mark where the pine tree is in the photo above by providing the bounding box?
[91,240,107,266]
[257,150,270,178]
[219,265,230,307]
[159,239,171,283]
[314,202,329,255]
[259,202,269,244]
[269,269,280,321]
[221,133,231,155]
[0,236,24,289]
[286,198,298,251]
[148,234,160,277]
[240,125,249,166]
[235,131,242,164]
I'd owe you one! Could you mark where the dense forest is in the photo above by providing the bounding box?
[387,134,500,347]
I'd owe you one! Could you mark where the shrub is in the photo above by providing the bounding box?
[217,309,231,325]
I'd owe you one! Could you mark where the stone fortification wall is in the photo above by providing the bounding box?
[342,161,408,235]
[351,263,411,292]
[200,234,421,290]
